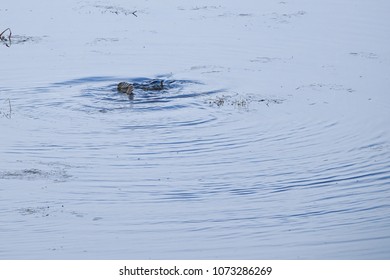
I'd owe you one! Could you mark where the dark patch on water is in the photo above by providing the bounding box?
[295,83,355,93]
[17,204,84,218]
[207,93,283,108]
[76,3,139,17]
[18,206,51,217]
[349,52,378,59]
[0,168,70,181]
[11,35,43,45]
[0,98,12,118]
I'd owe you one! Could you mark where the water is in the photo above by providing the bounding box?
[1,0,390,259]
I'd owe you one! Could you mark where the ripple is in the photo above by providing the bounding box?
[2,77,390,259]
[18,76,221,114]
[2,0,390,260]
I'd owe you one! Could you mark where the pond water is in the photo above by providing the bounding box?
[1,0,390,259]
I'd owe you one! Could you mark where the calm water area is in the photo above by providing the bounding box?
[1,0,390,259]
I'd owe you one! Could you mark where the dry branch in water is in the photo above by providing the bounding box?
[0,28,12,47]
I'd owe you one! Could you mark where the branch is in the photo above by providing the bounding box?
[0,28,12,47]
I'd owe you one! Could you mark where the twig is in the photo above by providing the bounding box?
[0,28,12,47]
[132,11,138,17]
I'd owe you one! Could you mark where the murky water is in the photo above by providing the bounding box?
[1,0,390,259]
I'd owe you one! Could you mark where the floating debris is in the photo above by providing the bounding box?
[0,99,12,119]
[0,167,70,181]
[296,83,355,93]
[0,28,11,47]
[93,5,137,16]
[207,93,283,108]
[349,52,378,59]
